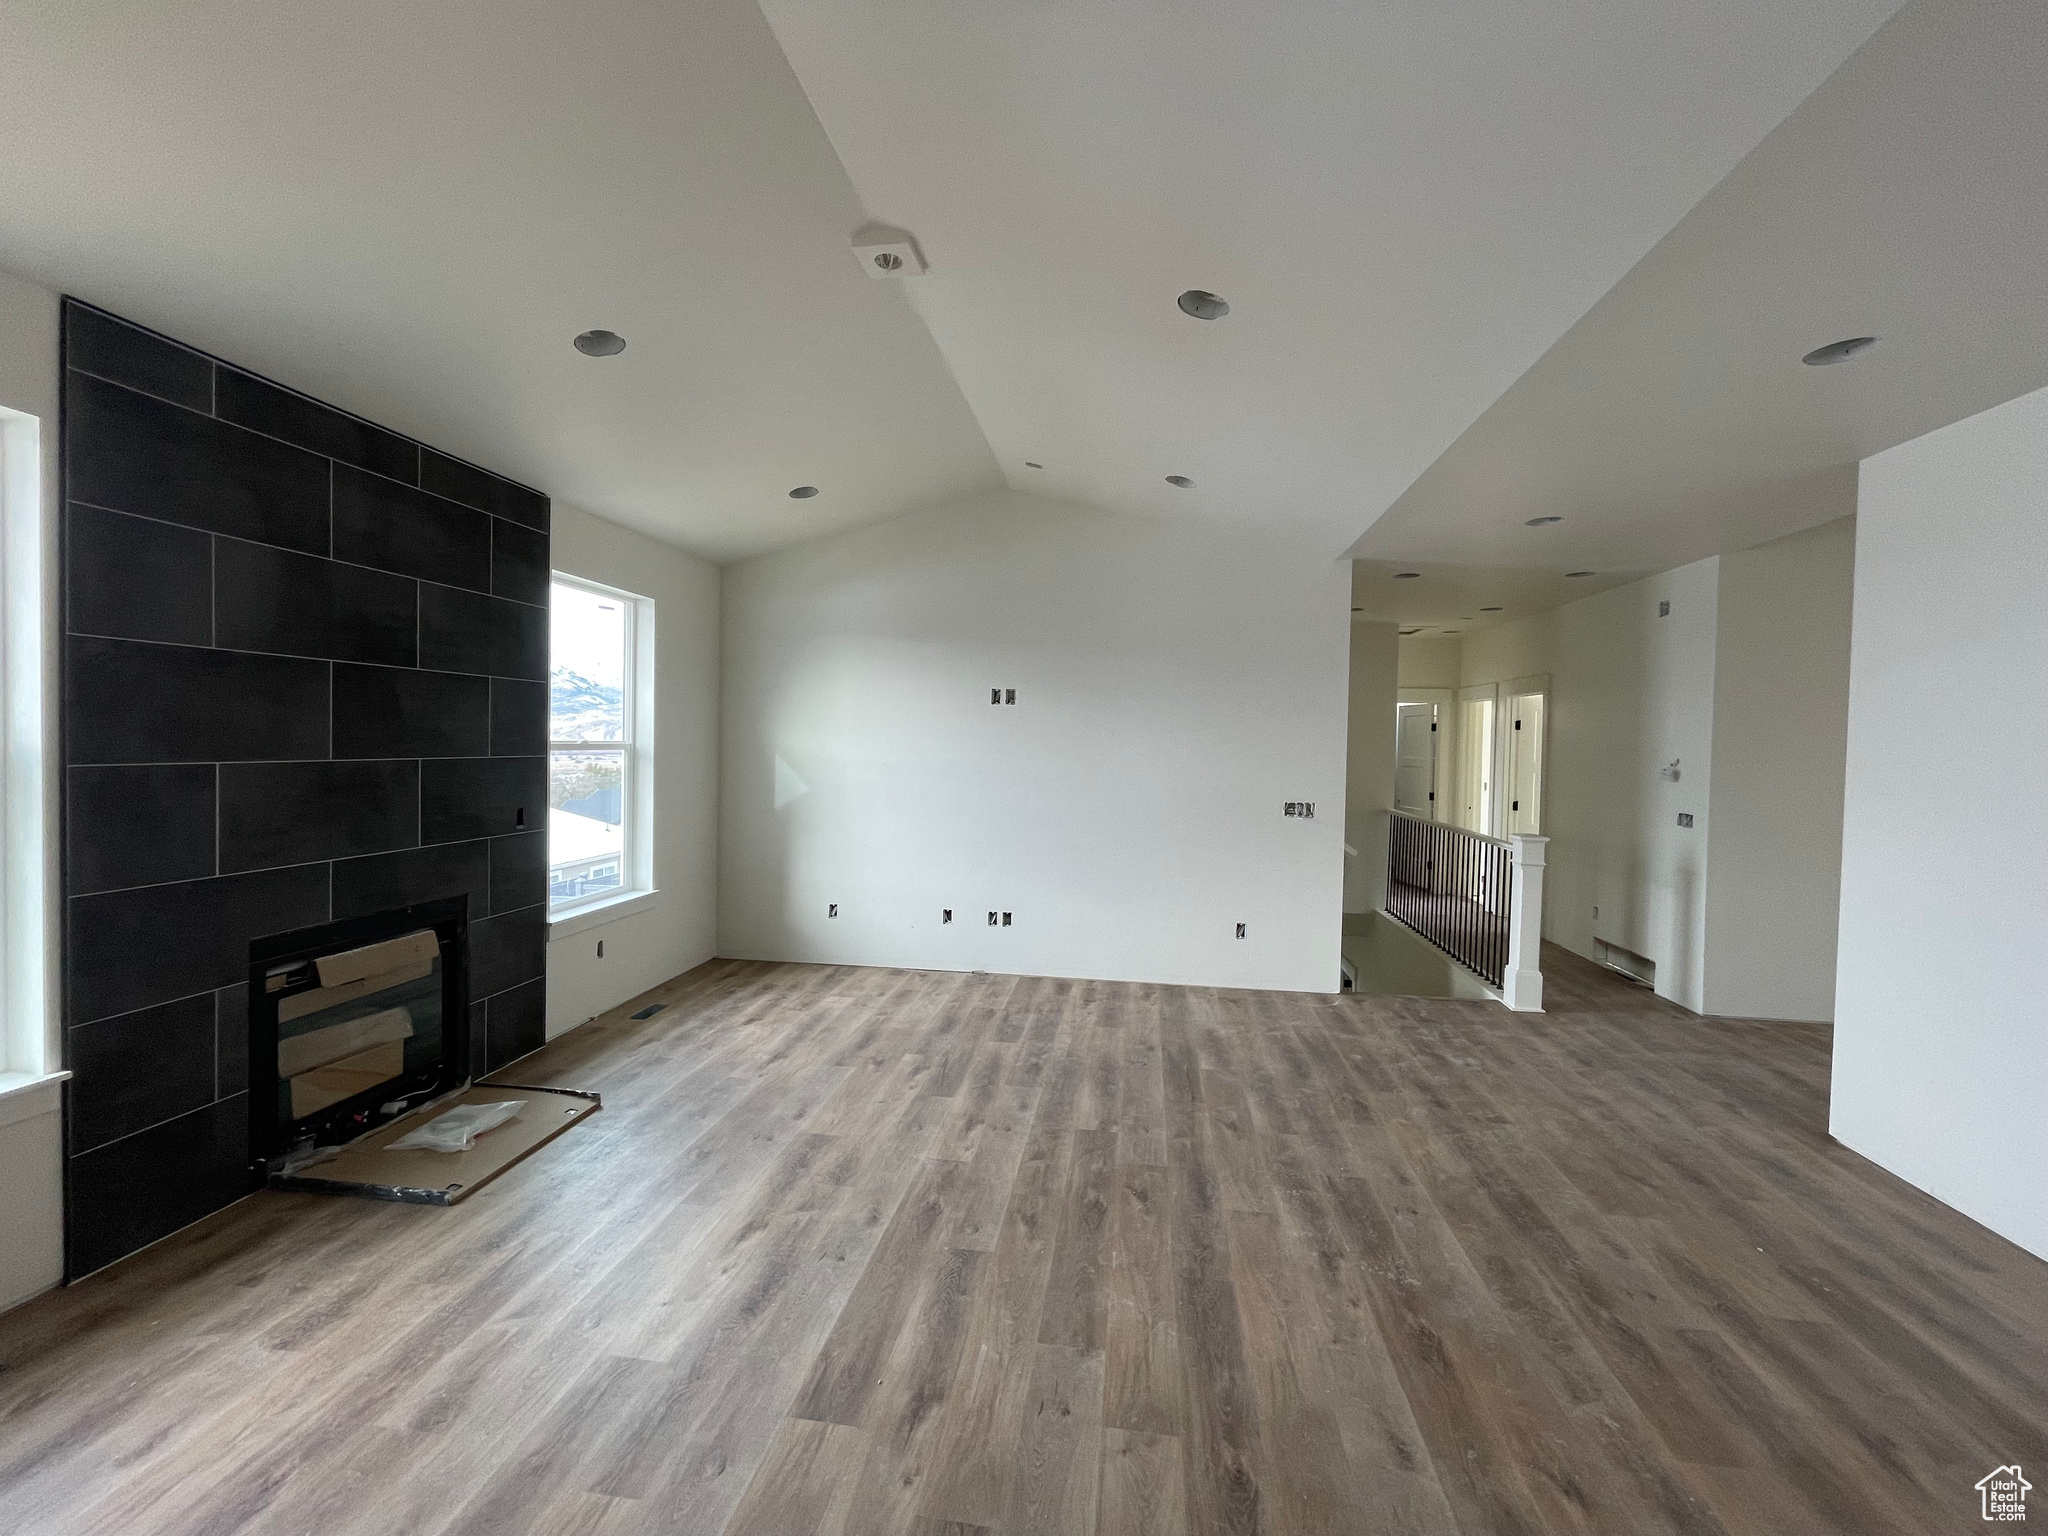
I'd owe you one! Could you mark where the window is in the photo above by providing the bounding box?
[549,576,650,914]
[0,404,50,1083]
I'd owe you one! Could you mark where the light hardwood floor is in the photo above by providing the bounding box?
[1,947,2044,1535]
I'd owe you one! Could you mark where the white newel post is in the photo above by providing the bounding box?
[1502,834,1548,1012]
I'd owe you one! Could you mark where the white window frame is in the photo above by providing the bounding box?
[0,402,58,1092]
[546,572,656,929]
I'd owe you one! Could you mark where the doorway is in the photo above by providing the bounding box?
[1394,701,1437,818]
[1454,687,1495,833]
[1505,689,1546,835]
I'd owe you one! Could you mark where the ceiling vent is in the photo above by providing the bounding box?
[851,224,927,278]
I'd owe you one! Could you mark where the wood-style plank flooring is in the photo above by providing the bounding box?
[1,947,2044,1535]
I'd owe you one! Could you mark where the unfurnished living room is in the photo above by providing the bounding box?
[0,2,2042,1533]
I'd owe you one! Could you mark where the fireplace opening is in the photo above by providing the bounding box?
[247,896,470,1179]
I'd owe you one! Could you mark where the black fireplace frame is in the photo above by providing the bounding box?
[246,895,471,1176]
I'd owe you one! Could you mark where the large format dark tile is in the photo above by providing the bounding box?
[418,584,546,680]
[331,839,489,923]
[69,863,329,1024]
[484,977,547,1072]
[488,831,548,915]
[65,303,213,411]
[490,677,548,757]
[420,757,545,845]
[66,636,329,765]
[216,369,417,481]
[218,760,418,874]
[66,503,214,646]
[331,664,489,759]
[64,1095,251,1279]
[66,372,328,555]
[69,764,216,896]
[467,999,489,1080]
[215,542,417,667]
[490,519,549,607]
[472,904,546,999]
[420,449,549,532]
[333,464,491,593]
[215,983,249,1099]
[66,993,217,1154]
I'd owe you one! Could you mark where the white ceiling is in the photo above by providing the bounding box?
[1350,0,2048,619]
[1350,561,1642,638]
[760,0,1904,557]
[0,0,1938,568]
[0,0,999,561]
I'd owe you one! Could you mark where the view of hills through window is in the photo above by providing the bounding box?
[550,581,631,907]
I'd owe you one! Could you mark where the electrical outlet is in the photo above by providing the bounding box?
[828,902,838,917]
[1005,688,1015,705]
[1283,802,1315,818]
[1658,599,1671,617]
[1002,912,1013,926]
[991,688,1001,704]
[1235,922,1247,939]
[988,911,998,926]
[1677,813,1694,828]
[942,909,952,924]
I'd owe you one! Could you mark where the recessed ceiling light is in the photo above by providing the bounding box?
[1165,475,1195,488]
[788,485,819,499]
[1177,290,1230,320]
[1803,336,1878,366]
[1392,571,1421,579]
[1525,515,1563,527]
[1480,605,1503,612]
[573,330,625,357]
[1565,570,1596,578]
[1024,461,1044,469]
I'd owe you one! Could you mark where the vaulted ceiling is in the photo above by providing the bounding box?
[1351,0,2048,632]
[8,0,1997,574]
[759,0,1904,561]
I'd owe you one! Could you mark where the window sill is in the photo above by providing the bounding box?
[548,889,660,939]
[0,1070,68,1131]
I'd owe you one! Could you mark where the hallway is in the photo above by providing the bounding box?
[0,949,2041,1535]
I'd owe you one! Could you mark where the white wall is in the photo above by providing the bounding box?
[1344,622,1398,913]
[1704,515,1854,1020]
[544,505,721,1034]
[1397,636,1462,690]
[1833,387,2048,1261]
[1460,561,1721,1011]
[0,262,62,1311]
[720,490,1350,991]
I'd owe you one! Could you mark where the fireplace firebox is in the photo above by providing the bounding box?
[247,896,470,1177]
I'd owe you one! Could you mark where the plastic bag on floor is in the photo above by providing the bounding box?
[388,1101,523,1153]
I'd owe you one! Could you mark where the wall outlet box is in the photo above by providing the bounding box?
[1283,801,1315,818]
[1677,813,1694,828]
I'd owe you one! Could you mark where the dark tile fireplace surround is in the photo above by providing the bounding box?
[61,300,550,1278]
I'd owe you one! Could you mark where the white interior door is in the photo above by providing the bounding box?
[1455,692,1495,834]
[1394,702,1437,817]
[1506,691,1546,835]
